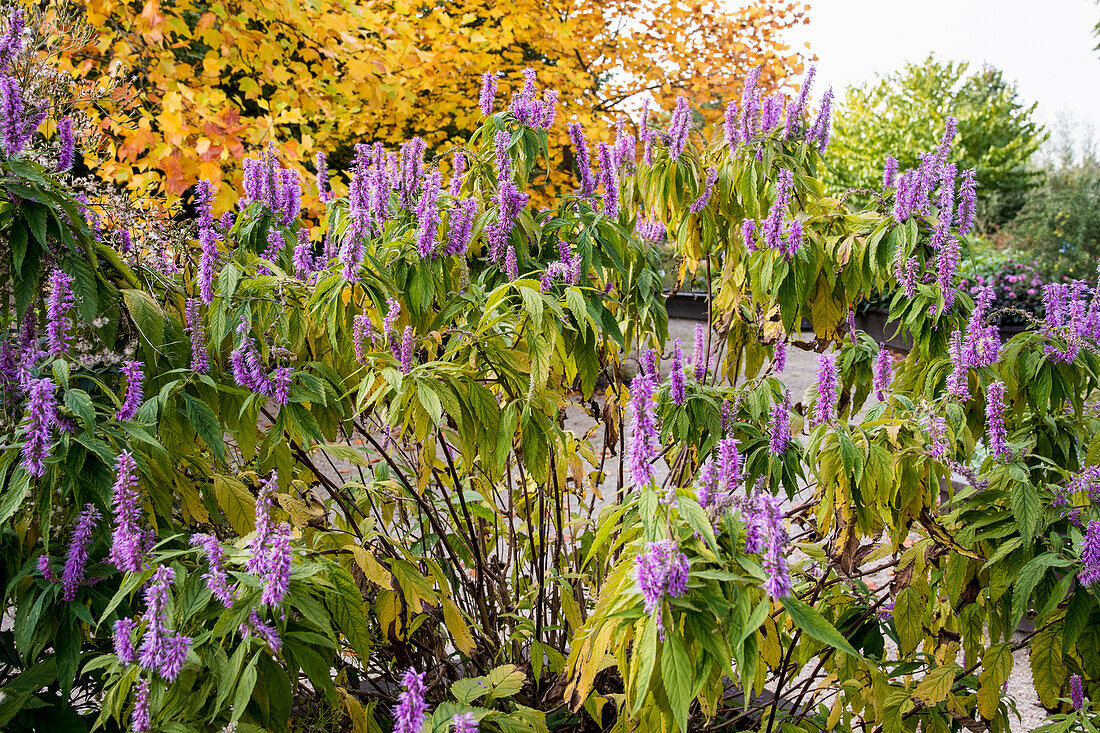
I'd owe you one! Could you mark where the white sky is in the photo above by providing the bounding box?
[786,0,1100,137]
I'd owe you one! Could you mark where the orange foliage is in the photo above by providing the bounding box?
[62,0,810,210]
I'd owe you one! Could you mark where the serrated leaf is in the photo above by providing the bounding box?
[212,474,256,536]
[781,595,861,659]
[183,393,225,461]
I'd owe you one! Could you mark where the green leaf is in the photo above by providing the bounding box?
[10,221,27,272]
[65,389,96,434]
[677,497,719,555]
[324,561,373,664]
[212,474,256,536]
[631,615,658,714]
[1011,553,1063,627]
[121,289,164,347]
[0,468,31,525]
[230,656,258,722]
[183,393,225,461]
[660,632,692,733]
[912,664,957,707]
[781,595,860,659]
[1010,479,1041,543]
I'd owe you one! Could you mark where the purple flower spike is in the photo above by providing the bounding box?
[315,151,331,204]
[985,381,1009,460]
[184,298,209,374]
[1070,674,1085,711]
[479,72,497,116]
[627,369,659,486]
[669,339,685,405]
[692,323,707,380]
[568,123,596,197]
[20,377,56,477]
[667,97,691,160]
[191,533,235,607]
[689,168,718,213]
[116,360,144,422]
[882,155,897,189]
[773,340,787,373]
[46,268,75,357]
[770,391,791,455]
[393,667,430,733]
[1082,521,1100,586]
[872,345,892,401]
[110,451,145,573]
[131,678,151,732]
[597,142,619,218]
[635,539,689,639]
[452,712,479,733]
[113,618,139,666]
[811,354,838,427]
[416,171,442,259]
[400,326,415,374]
[62,504,100,601]
[57,117,75,172]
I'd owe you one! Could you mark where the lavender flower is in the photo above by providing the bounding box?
[743,220,756,250]
[920,411,949,460]
[261,523,291,606]
[504,245,518,281]
[1070,674,1085,711]
[114,618,138,666]
[315,151,331,204]
[762,169,794,252]
[770,392,791,455]
[740,66,761,142]
[669,339,686,405]
[353,314,374,361]
[689,168,718,213]
[1081,520,1100,586]
[56,117,75,172]
[184,299,209,373]
[293,227,316,278]
[956,168,978,236]
[807,88,834,153]
[882,155,897,189]
[393,667,430,733]
[567,123,596,197]
[449,151,466,197]
[241,608,282,652]
[964,286,1001,367]
[597,142,619,218]
[811,354,838,427]
[871,345,892,401]
[741,489,791,598]
[117,360,144,421]
[195,180,219,303]
[131,678,151,732]
[20,377,56,477]
[46,268,75,357]
[0,9,25,70]
[38,555,56,582]
[190,533,235,607]
[724,99,740,148]
[945,330,970,400]
[138,566,192,682]
[691,324,707,380]
[383,298,401,349]
[398,138,426,212]
[986,381,1009,460]
[479,72,497,116]
[452,712,478,733]
[784,66,815,140]
[0,74,27,157]
[400,326,415,374]
[635,212,665,244]
[62,504,100,601]
[667,97,691,160]
[416,171,442,258]
[773,339,786,373]
[627,369,659,486]
[110,451,145,573]
[635,539,689,638]
[247,476,276,575]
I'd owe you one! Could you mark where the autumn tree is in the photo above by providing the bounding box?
[62,0,809,209]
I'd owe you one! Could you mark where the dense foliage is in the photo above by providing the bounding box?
[825,57,1046,227]
[60,0,809,204]
[3,6,1100,733]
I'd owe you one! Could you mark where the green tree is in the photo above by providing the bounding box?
[1010,155,1100,280]
[825,56,1046,227]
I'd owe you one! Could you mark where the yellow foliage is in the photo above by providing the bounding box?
[63,0,809,211]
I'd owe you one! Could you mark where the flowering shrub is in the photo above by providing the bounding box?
[962,249,1048,323]
[4,6,1100,733]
